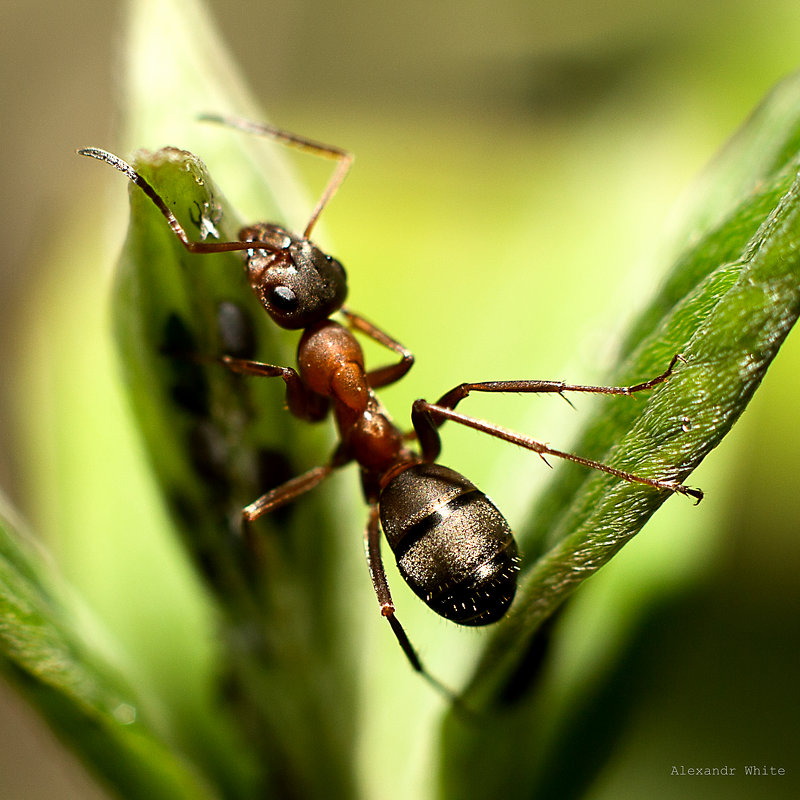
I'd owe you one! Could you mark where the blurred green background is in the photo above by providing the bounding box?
[2,0,799,798]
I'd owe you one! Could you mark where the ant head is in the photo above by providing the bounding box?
[241,223,348,329]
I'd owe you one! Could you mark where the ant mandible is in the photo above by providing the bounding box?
[79,116,703,691]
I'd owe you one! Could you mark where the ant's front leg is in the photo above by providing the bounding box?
[218,355,329,422]
[340,309,414,389]
[214,356,334,547]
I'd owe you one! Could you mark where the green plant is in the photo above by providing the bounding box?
[4,1,800,798]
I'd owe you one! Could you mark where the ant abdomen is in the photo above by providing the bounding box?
[379,463,520,625]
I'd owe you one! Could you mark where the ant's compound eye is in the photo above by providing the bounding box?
[269,285,298,312]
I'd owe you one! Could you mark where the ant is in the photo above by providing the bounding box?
[79,116,703,692]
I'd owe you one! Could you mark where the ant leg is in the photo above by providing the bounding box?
[218,355,329,422]
[77,148,286,255]
[198,114,354,239]
[244,464,334,522]
[433,354,686,413]
[363,508,417,662]
[340,309,414,389]
[411,400,703,503]
[239,464,333,565]
[363,507,456,697]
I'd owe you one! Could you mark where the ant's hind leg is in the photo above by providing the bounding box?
[409,356,689,462]
[412,398,703,503]
[411,354,702,501]
[363,507,456,699]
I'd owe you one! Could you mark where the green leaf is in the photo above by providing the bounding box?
[15,0,791,796]
[0,496,221,799]
[9,0,359,796]
[438,71,800,800]
[106,1,362,796]
[113,147,361,799]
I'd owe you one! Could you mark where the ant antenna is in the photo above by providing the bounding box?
[198,113,354,239]
[77,147,287,255]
